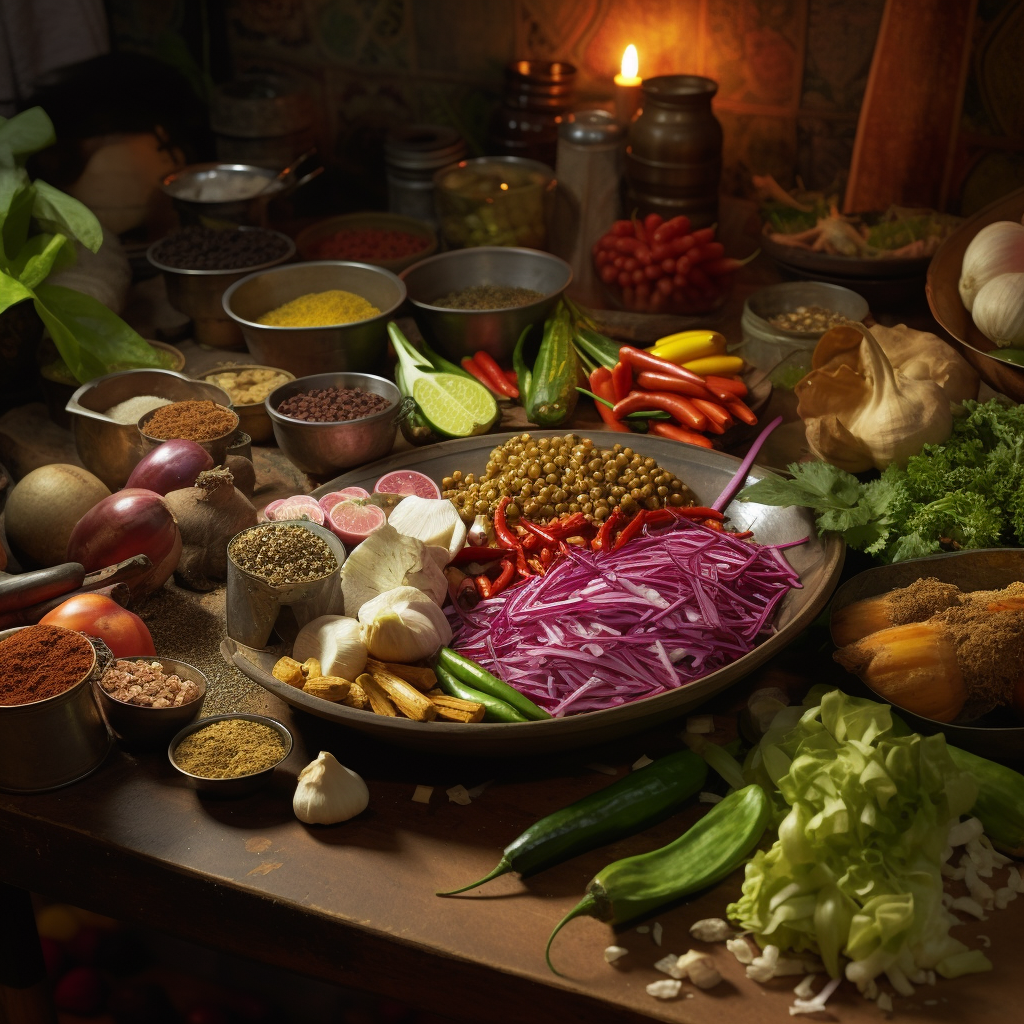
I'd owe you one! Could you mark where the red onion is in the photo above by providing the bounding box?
[125,440,214,495]
[66,489,181,597]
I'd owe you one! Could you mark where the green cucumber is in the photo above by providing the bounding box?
[526,302,579,428]
[512,325,534,409]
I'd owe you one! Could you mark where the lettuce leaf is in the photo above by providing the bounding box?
[729,689,987,989]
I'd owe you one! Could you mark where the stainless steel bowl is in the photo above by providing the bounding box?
[0,626,110,793]
[147,228,295,350]
[161,162,288,226]
[168,713,293,797]
[400,247,571,361]
[222,261,407,377]
[265,372,405,477]
[66,369,234,490]
[94,656,207,749]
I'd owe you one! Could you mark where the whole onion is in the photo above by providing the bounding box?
[126,440,214,495]
[66,489,182,597]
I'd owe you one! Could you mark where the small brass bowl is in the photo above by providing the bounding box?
[195,363,296,444]
[138,401,241,465]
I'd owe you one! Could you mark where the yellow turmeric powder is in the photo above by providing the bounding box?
[258,289,380,327]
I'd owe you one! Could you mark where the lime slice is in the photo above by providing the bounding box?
[412,372,498,438]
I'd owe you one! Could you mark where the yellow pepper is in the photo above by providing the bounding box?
[649,330,725,364]
[682,354,745,376]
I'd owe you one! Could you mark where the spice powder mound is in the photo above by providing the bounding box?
[172,718,286,778]
[228,523,336,585]
[144,400,237,442]
[0,624,95,706]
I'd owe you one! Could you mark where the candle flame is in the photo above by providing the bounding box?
[621,44,638,80]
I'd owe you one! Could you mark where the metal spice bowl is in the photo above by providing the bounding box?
[225,521,346,649]
[0,627,110,793]
[137,401,241,466]
[167,713,293,797]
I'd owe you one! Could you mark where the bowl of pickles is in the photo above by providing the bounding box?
[434,156,555,250]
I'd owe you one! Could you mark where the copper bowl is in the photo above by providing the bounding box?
[926,186,1024,402]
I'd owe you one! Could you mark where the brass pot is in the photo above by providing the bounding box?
[625,75,723,229]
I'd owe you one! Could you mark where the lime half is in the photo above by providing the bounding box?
[412,372,498,438]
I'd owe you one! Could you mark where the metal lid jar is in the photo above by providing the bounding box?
[385,124,467,226]
[624,75,723,229]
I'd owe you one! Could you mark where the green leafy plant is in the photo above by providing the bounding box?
[0,106,164,382]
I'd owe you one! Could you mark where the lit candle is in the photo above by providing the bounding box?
[614,44,642,124]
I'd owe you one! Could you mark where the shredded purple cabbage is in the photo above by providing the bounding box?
[447,520,803,717]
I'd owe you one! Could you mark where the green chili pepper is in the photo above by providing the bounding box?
[438,749,708,896]
[436,648,550,721]
[512,324,534,409]
[420,337,477,381]
[434,663,528,724]
[545,784,770,974]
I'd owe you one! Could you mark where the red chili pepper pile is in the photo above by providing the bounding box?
[588,345,756,448]
[449,497,751,605]
[308,227,430,262]
[592,214,749,314]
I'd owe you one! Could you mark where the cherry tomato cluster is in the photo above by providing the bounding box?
[592,213,744,314]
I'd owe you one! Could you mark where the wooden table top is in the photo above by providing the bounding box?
[2,642,1020,1024]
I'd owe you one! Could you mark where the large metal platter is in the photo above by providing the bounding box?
[830,548,1024,760]
[228,431,845,755]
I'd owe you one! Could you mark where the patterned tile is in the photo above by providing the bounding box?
[310,0,415,70]
[413,0,516,79]
[228,0,311,49]
[796,115,856,195]
[801,0,884,114]
[703,0,806,108]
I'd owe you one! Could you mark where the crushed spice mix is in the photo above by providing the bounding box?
[172,718,286,778]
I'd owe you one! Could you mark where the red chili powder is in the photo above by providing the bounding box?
[0,625,95,706]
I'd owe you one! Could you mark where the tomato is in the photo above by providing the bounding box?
[40,594,155,658]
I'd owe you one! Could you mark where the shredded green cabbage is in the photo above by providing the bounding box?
[728,688,990,992]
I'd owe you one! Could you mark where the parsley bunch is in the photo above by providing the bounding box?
[739,399,1024,563]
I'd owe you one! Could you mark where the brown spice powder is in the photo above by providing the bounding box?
[0,625,95,705]
[145,400,237,442]
[888,577,963,624]
[936,605,1024,717]
[172,718,285,778]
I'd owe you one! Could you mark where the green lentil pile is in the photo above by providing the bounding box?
[441,433,696,522]
[432,284,543,310]
[228,524,336,585]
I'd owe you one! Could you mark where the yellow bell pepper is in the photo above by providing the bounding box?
[682,354,745,376]
[649,330,725,364]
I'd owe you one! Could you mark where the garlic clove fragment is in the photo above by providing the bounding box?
[293,751,369,824]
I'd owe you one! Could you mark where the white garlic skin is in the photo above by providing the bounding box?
[293,751,369,825]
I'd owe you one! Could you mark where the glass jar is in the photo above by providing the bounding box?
[488,61,577,168]
[385,124,466,226]
[434,156,555,250]
[625,75,723,229]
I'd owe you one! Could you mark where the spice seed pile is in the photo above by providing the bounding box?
[442,434,696,521]
[228,524,336,585]
[150,226,292,271]
[258,289,380,327]
[277,386,392,422]
[172,718,285,778]
[432,284,544,310]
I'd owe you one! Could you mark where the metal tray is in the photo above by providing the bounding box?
[761,227,934,280]
[830,548,1024,760]
[227,430,845,755]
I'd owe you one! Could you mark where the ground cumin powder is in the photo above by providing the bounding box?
[887,577,963,624]
[172,718,285,778]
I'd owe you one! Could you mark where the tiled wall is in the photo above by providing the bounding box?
[107,0,1024,213]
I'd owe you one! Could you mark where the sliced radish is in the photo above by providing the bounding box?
[264,495,325,525]
[327,500,387,547]
[374,470,441,499]
[319,487,371,517]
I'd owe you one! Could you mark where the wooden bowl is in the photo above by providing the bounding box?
[926,187,1024,402]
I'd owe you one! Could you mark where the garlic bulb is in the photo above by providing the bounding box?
[958,221,1024,311]
[358,585,452,662]
[292,615,366,680]
[293,751,369,824]
[795,323,952,472]
[387,496,467,561]
[971,272,1024,348]
[340,523,447,616]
